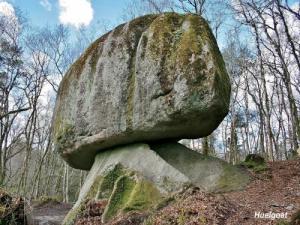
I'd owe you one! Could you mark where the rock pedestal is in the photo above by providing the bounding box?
[63,143,249,225]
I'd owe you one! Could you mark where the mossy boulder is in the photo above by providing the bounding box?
[245,154,265,165]
[52,12,231,170]
[63,143,249,225]
[242,154,267,172]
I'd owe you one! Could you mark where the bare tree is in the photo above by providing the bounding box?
[176,0,207,15]
[0,9,31,185]
[232,0,299,151]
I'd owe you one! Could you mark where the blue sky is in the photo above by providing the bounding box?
[5,0,128,28]
[3,0,299,31]
[1,0,298,50]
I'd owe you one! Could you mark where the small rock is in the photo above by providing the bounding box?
[286,204,294,211]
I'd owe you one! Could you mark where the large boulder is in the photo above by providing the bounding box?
[53,13,231,170]
[62,143,249,225]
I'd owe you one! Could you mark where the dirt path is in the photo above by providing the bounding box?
[26,202,72,225]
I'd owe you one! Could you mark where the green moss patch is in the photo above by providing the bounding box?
[102,169,162,222]
[124,179,162,212]
[102,175,136,221]
[148,13,183,57]
[125,52,136,131]
[240,154,268,173]
[175,16,203,73]
[54,122,76,154]
[97,164,125,199]
[147,13,184,94]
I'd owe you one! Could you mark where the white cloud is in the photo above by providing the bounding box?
[40,0,52,11]
[0,1,15,17]
[58,0,93,28]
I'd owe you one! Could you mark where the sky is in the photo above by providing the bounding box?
[0,0,298,49]
[0,0,128,29]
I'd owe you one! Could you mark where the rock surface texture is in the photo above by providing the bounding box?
[53,13,231,170]
[62,143,249,225]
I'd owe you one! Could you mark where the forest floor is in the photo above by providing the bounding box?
[223,159,300,225]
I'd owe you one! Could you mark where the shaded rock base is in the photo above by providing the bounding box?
[63,142,249,225]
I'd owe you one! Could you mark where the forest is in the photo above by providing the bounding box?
[0,0,299,224]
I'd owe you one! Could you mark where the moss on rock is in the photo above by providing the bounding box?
[100,167,162,222]
[124,179,162,212]
[69,32,109,78]
[97,164,125,199]
[54,122,76,154]
[241,154,268,173]
[102,175,136,221]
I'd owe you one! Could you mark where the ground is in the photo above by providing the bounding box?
[223,159,300,225]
